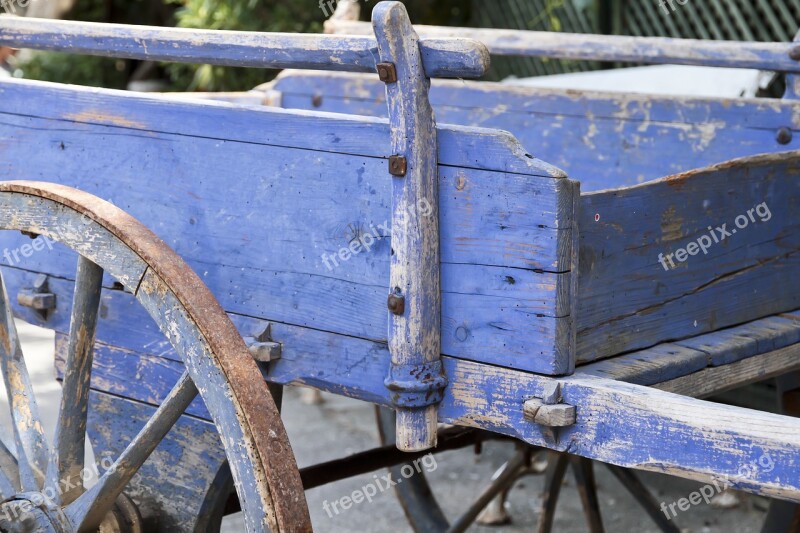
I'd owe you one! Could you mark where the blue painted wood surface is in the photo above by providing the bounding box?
[271,71,800,191]
[578,151,800,362]
[373,1,445,451]
[86,390,227,531]
[0,77,576,374]
[0,15,490,79]
[327,19,800,73]
[34,288,800,505]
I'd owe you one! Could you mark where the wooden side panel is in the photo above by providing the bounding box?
[271,71,800,191]
[0,78,577,373]
[578,152,800,362]
[38,292,800,505]
[86,391,227,532]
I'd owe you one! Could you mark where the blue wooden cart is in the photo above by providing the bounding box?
[0,1,799,531]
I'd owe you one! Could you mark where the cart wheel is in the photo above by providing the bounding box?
[0,182,311,532]
[377,406,679,533]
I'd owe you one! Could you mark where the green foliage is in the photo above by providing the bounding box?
[166,0,324,91]
[19,0,173,90]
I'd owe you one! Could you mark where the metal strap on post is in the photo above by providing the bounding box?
[372,2,449,452]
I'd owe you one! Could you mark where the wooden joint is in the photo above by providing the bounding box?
[524,383,576,427]
[244,324,282,363]
[17,273,56,316]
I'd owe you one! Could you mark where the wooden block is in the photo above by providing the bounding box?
[523,398,576,427]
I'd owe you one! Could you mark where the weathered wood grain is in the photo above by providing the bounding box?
[86,390,229,532]
[0,184,310,531]
[326,19,800,72]
[47,303,800,504]
[654,343,800,399]
[373,1,444,451]
[0,78,577,374]
[0,16,490,79]
[577,344,708,385]
[271,71,800,190]
[578,151,800,362]
[47,256,103,505]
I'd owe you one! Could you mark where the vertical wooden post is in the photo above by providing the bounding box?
[373,1,447,452]
[785,30,800,99]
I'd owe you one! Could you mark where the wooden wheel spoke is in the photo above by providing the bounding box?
[0,438,19,499]
[46,256,104,505]
[570,457,604,533]
[0,271,48,491]
[537,452,569,533]
[66,371,197,531]
[446,448,529,533]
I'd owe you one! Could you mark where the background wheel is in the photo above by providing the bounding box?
[0,181,311,532]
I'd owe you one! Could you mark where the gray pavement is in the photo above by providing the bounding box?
[6,321,770,532]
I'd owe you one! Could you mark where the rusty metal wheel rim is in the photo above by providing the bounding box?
[0,181,311,532]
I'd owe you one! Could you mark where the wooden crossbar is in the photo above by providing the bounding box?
[326,20,800,73]
[0,15,490,79]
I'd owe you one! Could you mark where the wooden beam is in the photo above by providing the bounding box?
[326,20,800,73]
[0,16,490,79]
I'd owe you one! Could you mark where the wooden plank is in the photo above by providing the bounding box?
[271,71,800,191]
[577,344,708,385]
[373,1,444,451]
[68,372,199,531]
[326,20,800,72]
[676,330,759,367]
[86,391,228,532]
[0,77,565,179]
[577,151,800,362]
[54,335,210,420]
[0,81,577,374]
[0,16,490,79]
[654,343,800,399]
[59,314,800,504]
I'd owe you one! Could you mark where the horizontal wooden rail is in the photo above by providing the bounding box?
[327,19,800,73]
[0,16,489,79]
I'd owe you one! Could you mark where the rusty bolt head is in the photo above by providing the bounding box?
[777,127,793,145]
[377,62,398,83]
[389,155,407,177]
[311,94,323,107]
[387,293,405,316]
[790,46,800,61]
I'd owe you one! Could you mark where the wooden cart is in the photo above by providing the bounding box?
[0,2,798,531]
